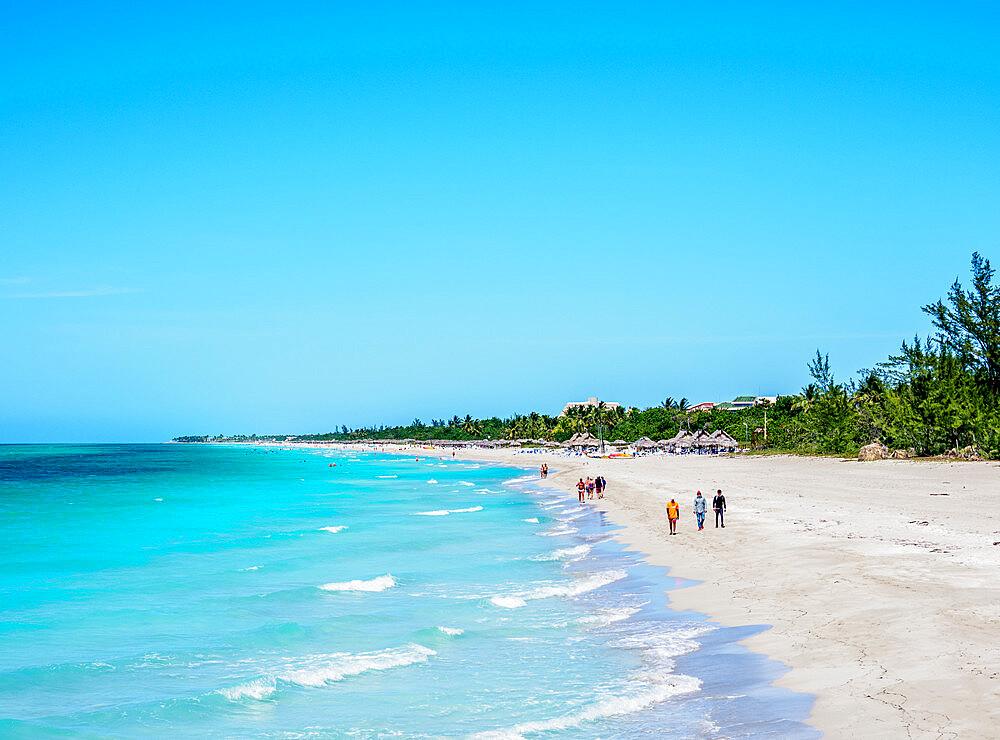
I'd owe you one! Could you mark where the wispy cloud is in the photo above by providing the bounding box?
[5,286,141,299]
[0,277,31,284]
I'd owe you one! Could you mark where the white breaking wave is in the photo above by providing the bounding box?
[319,525,347,533]
[577,606,641,627]
[532,544,591,562]
[318,574,396,592]
[437,626,464,636]
[459,481,475,486]
[413,506,483,516]
[220,676,276,701]
[219,644,435,701]
[490,570,627,609]
[490,595,528,609]
[522,517,539,523]
[427,479,438,484]
[377,475,398,479]
[469,674,701,739]
[612,625,712,664]
[238,565,261,571]
[504,475,536,485]
[523,570,627,600]
[537,525,576,537]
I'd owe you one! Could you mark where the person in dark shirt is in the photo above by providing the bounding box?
[713,489,726,528]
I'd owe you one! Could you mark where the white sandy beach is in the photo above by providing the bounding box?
[340,443,1000,739]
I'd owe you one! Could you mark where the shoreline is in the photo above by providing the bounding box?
[254,440,999,739]
[504,470,819,737]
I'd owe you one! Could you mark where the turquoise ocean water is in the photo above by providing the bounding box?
[0,444,817,738]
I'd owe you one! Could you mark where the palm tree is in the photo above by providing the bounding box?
[661,397,675,410]
[594,400,609,451]
[793,384,818,413]
[462,414,481,437]
[527,411,541,438]
[506,414,524,439]
[564,405,587,434]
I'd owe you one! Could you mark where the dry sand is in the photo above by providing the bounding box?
[390,446,1000,739]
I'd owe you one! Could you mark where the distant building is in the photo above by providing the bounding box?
[715,395,781,411]
[559,397,622,417]
[687,402,716,413]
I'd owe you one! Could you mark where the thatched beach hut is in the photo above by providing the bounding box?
[633,436,658,451]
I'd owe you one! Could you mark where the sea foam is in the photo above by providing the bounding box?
[413,506,483,516]
[523,570,627,600]
[537,525,577,537]
[531,544,591,562]
[490,595,528,609]
[470,674,701,739]
[319,525,347,533]
[219,676,276,701]
[577,605,641,627]
[490,570,627,608]
[318,574,396,592]
[219,644,435,701]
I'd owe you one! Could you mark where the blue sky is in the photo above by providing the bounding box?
[2,2,998,442]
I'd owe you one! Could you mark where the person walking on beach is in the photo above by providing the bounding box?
[594,476,603,498]
[693,491,707,530]
[585,477,595,499]
[666,498,680,535]
[713,489,726,528]
[598,476,607,497]
[577,478,586,503]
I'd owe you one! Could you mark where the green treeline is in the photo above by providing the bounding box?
[176,254,1000,459]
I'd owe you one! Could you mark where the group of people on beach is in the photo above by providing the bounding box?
[666,489,726,535]
[539,464,549,478]
[575,476,607,502]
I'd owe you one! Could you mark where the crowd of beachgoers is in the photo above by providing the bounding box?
[561,465,729,538]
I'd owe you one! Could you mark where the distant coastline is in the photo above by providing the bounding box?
[175,252,1000,462]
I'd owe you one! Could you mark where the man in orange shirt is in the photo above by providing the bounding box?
[666,498,680,535]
